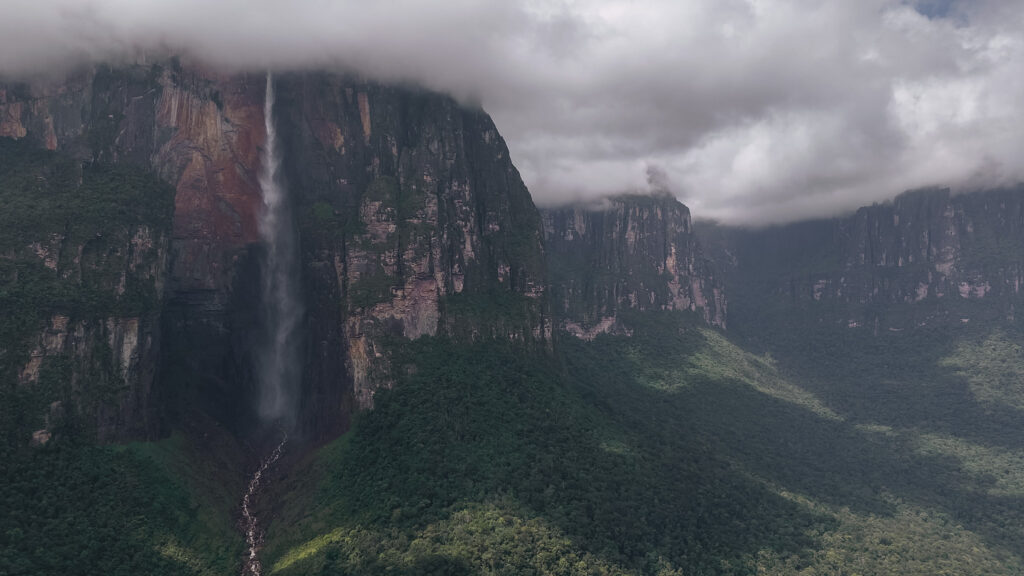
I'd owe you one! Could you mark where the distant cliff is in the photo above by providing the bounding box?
[542,194,726,338]
[702,187,1024,335]
[0,60,550,443]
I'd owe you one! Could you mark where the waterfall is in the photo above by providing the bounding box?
[256,71,302,426]
[240,72,300,576]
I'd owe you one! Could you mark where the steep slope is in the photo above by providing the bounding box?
[0,139,245,576]
[262,322,824,576]
[258,188,1024,575]
[697,185,1024,475]
[542,193,726,338]
[6,59,1024,576]
[2,62,272,436]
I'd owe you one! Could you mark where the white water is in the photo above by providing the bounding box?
[241,433,287,576]
[256,71,302,424]
[242,72,301,575]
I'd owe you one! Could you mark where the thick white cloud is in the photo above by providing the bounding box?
[0,0,1022,224]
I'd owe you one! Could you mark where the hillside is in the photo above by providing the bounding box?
[260,311,1024,575]
[2,60,1024,576]
[258,190,1024,574]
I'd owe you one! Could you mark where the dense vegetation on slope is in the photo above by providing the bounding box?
[263,311,1024,575]
[0,432,245,576]
[262,319,823,576]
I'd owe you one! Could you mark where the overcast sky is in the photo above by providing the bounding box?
[1,0,1022,225]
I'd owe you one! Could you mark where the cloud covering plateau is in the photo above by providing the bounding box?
[1,0,1022,224]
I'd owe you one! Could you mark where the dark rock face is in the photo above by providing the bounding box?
[275,74,550,438]
[0,64,267,286]
[704,187,1024,332]
[0,138,173,444]
[1,62,550,441]
[2,62,269,438]
[542,194,726,338]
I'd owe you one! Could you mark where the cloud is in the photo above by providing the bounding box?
[1,0,1022,225]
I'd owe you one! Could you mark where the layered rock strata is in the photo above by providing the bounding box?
[542,194,726,338]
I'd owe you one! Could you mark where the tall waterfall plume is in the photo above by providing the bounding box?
[256,72,302,426]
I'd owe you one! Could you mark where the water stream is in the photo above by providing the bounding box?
[241,433,287,576]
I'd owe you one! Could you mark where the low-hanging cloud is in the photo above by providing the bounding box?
[1,0,1022,225]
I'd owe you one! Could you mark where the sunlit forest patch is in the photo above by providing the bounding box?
[941,331,1024,411]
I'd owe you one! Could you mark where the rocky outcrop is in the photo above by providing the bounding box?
[19,314,161,442]
[1,62,268,437]
[704,187,1024,331]
[0,64,266,288]
[542,194,726,338]
[0,137,171,443]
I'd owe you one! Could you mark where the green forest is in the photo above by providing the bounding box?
[6,310,1024,575]
[0,433,244,576]
[260,312,1024,575]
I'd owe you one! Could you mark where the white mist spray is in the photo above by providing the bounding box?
[256,71,302,426]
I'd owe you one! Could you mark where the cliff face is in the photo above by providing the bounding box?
[275,74,550,437]
[0,64,266,288]
[704,187,1024,333]
[0,139,173,444]
[542,194,726,338]
[1,63,268,436]
[1,61,550,442]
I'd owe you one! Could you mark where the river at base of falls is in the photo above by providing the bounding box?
[241,433,287,576]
